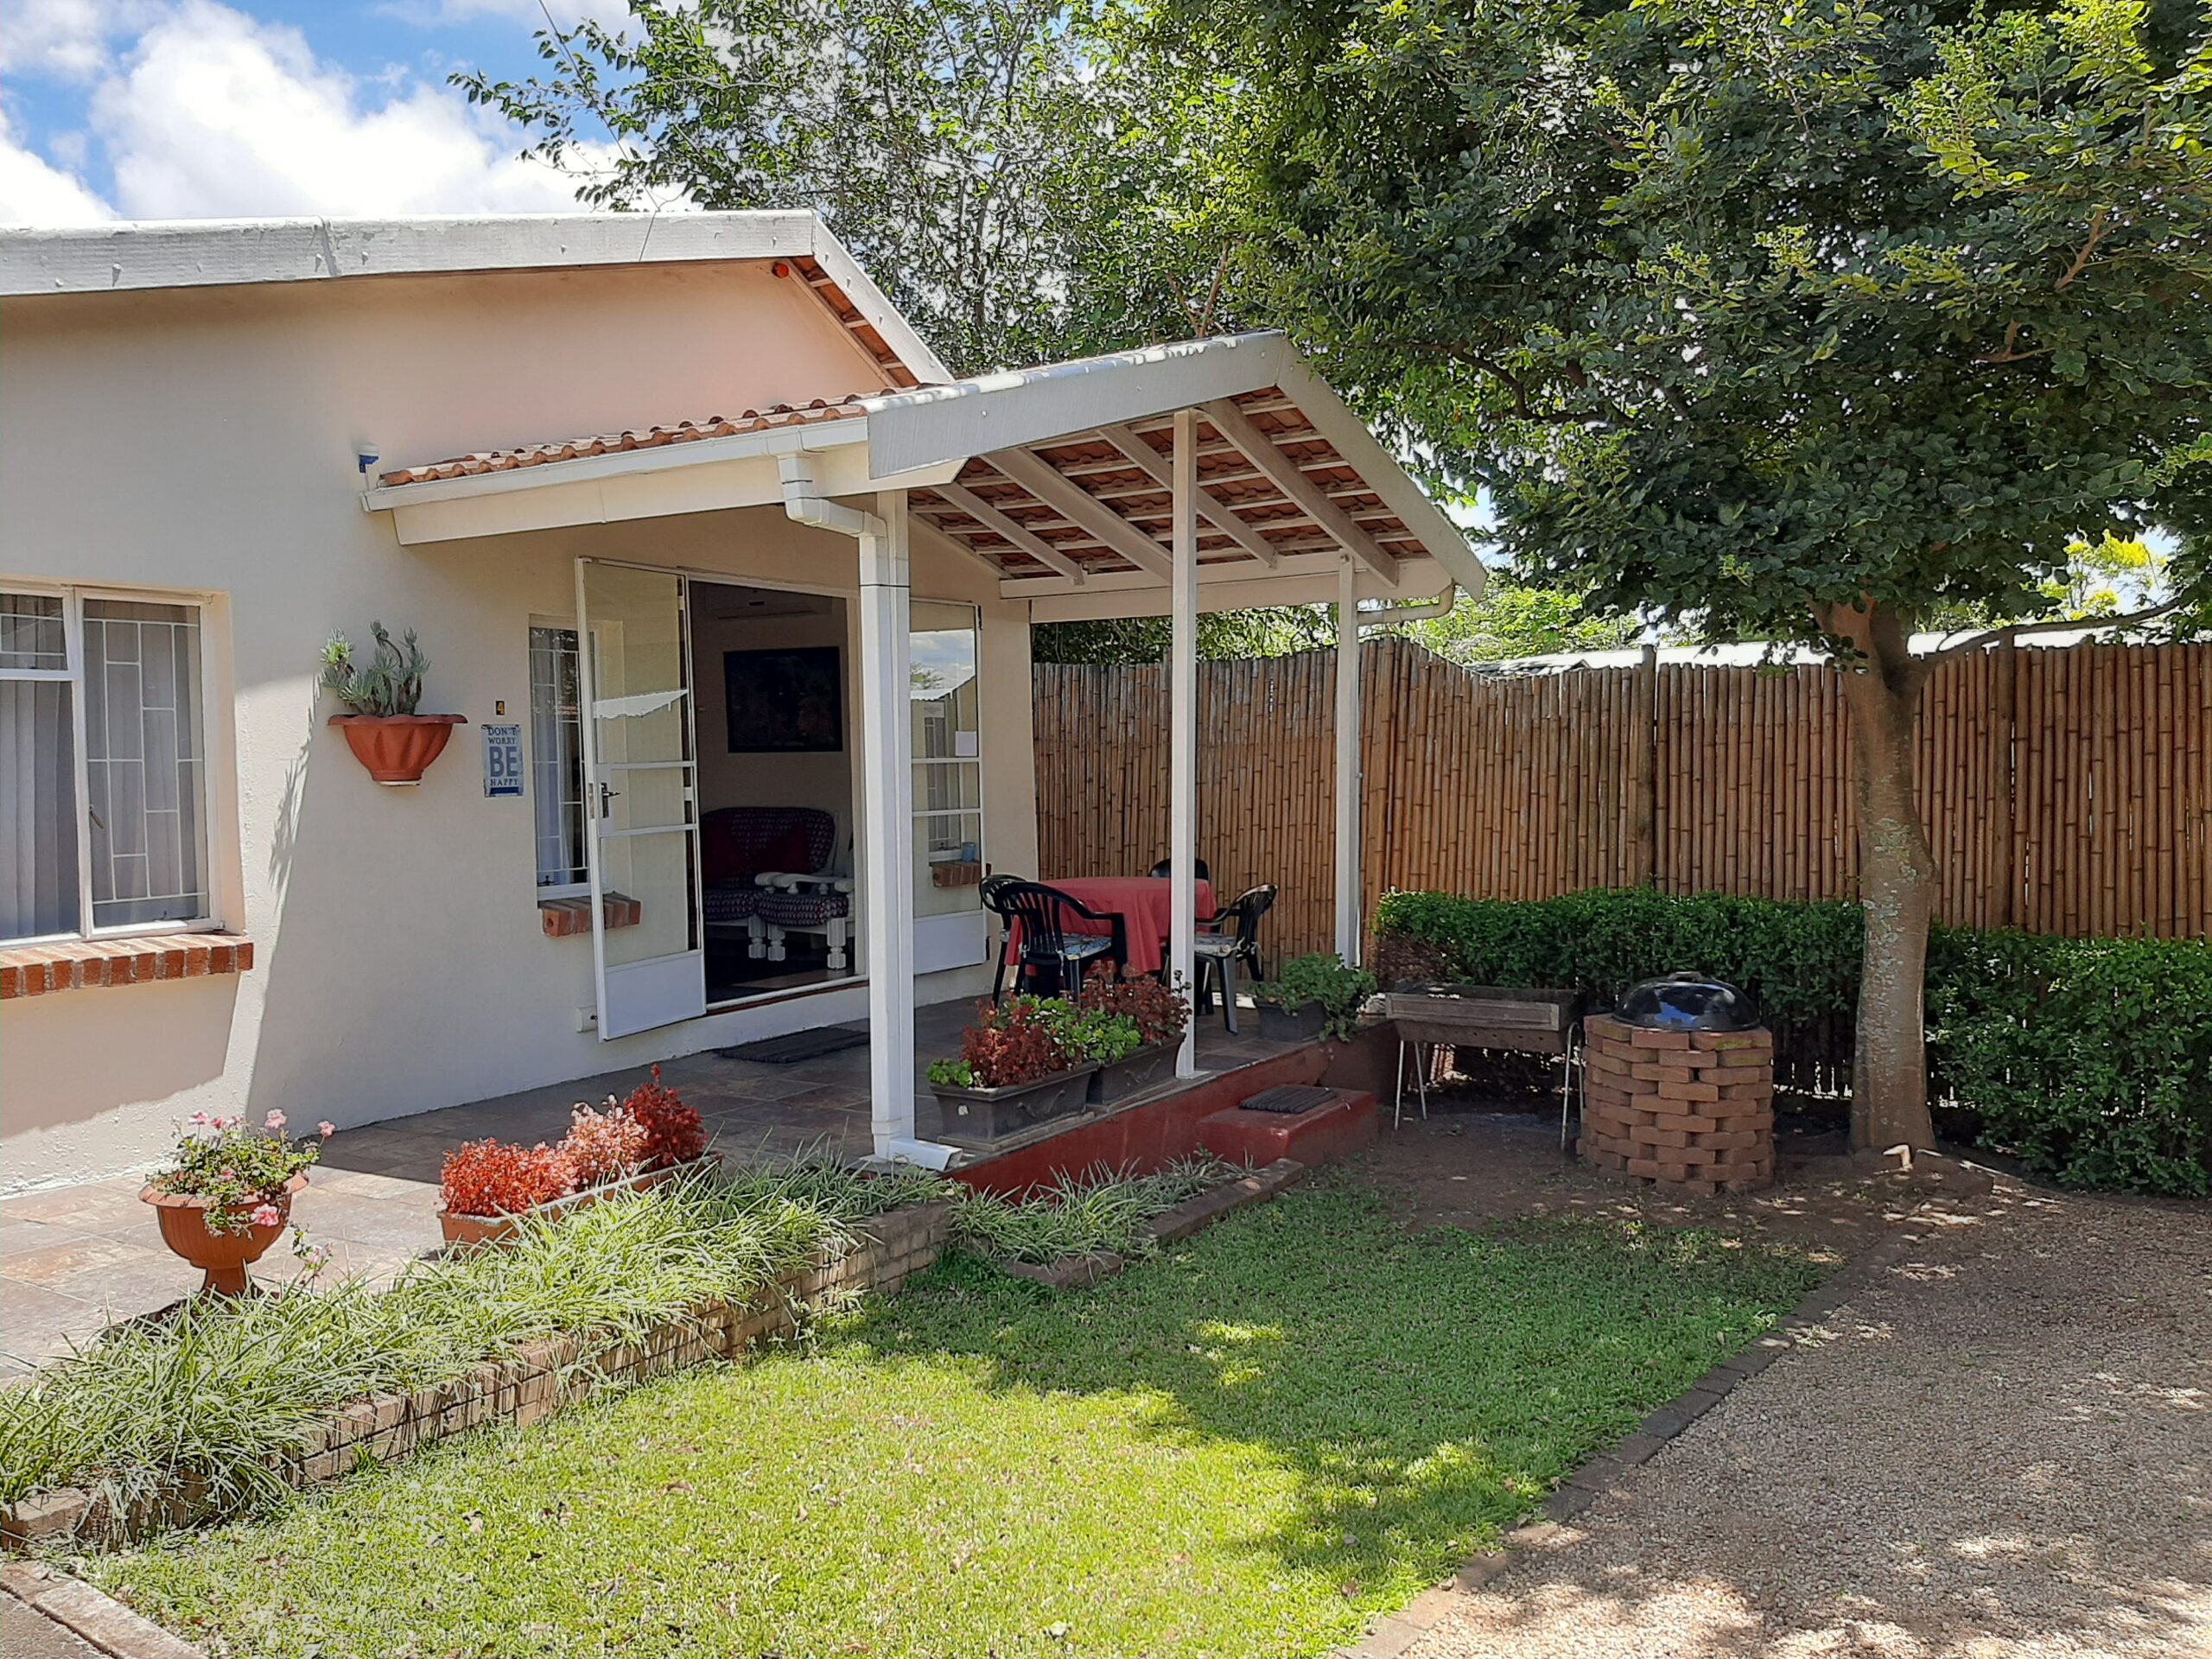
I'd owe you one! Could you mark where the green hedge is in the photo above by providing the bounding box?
[1371,888,2212,1197]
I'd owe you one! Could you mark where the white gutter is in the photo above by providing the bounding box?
[1360,585,1457,634]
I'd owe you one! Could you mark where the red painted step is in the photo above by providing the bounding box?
[1197,1089,1378,1169]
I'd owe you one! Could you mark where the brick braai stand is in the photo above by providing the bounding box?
[1578,1014,1775,1194]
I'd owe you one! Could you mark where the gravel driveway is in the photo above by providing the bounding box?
[1397,1179,2212,1659]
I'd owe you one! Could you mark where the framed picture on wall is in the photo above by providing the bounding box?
[723,645,844,753]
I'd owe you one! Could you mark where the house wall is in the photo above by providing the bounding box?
[0,263,1038,1191]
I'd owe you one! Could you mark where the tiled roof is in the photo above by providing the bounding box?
[378,394,880,487]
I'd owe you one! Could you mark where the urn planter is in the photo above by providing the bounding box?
[329,713,466,785]
[142,1173,308,1295]
[438,1154,722,1250]
[931,1065,1098,1142]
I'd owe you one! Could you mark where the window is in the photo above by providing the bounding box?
[911,602,982,918]
[0,588,213,944]
[530,624,588,891]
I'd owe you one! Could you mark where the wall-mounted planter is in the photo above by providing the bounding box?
[329,714,466,785]
[438,1154,722,1249]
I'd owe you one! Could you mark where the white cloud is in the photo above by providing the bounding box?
[0,111,114,224]
[0,0,159,80]
[86,0,622,219]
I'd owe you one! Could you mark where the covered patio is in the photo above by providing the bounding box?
[364,328,1485,1168]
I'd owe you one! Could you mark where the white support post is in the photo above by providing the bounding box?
[1335,557,1362,964]
[858,492,924,1160]
[1169,409,1201,1077]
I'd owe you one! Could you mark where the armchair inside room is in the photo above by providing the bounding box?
[753,830,855,972]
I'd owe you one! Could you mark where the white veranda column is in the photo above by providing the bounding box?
[1169,409,1200,1077]
[859,493,918,1156]
[1335,556,1363,964]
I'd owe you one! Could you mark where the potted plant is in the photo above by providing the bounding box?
[436,1066,716,1248]
[321,622,465,785]
[141,1110,334,1294]
[927,997,1098,1141]
[437,1140,575,1249]
[1074,975,1190,1105]
[1251,952,1380,1042]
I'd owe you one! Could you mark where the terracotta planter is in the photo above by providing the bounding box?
[142,1173,308,1295]
[328,714,466,785]
[438,1154,721,1250]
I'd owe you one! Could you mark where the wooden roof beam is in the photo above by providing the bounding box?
[1204,398,1402,586]
[925,482,1089,582]
[1097,423,1278,567]
[988,447,1174,579]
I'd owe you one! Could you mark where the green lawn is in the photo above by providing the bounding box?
[87,1179,1820,1659]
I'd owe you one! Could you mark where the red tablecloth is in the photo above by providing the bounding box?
[1037,875,1216,977]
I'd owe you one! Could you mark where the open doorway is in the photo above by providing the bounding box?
[689,581,858,1006]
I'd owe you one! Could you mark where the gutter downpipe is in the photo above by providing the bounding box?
[1358,583,1457,635]
[779,454,954,1171]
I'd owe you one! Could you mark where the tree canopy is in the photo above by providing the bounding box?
[459,0,1222,374]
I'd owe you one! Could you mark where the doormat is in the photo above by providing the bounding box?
[1238,1084,1338,1116]
[717,1027,870,1065]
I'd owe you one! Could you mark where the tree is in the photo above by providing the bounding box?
[1151,0,2211,1150]
[459,0,1218,373]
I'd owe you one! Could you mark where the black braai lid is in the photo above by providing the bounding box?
[1617,973,1761,1032]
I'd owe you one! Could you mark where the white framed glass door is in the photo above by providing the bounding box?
[911,601,987,972]
[576,560,706,1039]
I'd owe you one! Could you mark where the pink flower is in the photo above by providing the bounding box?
[187,1111,213,1129]
[250,1203,282,1228]
[264,1110,288,1132]
[317,1122,336,1140]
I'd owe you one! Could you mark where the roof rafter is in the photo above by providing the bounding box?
[1205,398,1402,586]
[1096,423,1278,568]
[924,481,1089,582]
[988,447,1174,580]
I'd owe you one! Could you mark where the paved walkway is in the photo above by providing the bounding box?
[0,1001,1286,1375]
[1394,1178,2212,1659]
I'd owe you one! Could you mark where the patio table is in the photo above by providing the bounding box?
[1039,875,1216,978]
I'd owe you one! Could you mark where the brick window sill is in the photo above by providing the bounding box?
[539,893,643,938]
[0,933,255,1001]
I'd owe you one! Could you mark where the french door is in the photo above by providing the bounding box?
[576,560,706,1039]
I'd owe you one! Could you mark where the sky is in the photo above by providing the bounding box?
[0,0,632,224]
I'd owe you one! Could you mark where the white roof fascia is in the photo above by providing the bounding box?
[378,425,961,546]
[805,219,954,385]
[1269,353,1487,599]
[1017,551,1453,622]
[861,333,1293,479]
[0,212,833,298]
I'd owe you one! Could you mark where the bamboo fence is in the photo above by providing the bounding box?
[1032,635,2212,963]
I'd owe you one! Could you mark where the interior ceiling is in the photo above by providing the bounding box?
[696,582,839,621]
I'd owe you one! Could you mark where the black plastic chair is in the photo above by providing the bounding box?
[1147,856,1212,883]
[982,880,1128,1000]
[1191,884,1277,1033]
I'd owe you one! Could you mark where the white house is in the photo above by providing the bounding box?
[0,212,1483,1191]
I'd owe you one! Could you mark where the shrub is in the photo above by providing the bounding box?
[931,997,1074,1090]
[563,1100,652,1186]
[620,1065,706,1169]
[1077,973,1190,1046]
[1038,1001,1145,1064]
[1371,887,2212,1195]
[1250,952,1379,1039]
[439,1141,574,1217]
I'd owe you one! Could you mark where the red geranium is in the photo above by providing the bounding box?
[440,1140,574,1217]
[620,1066,705,1169]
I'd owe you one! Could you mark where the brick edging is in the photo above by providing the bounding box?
[1000,1160,1308,1289]
[2,1203,951,1556]
[1337,1206,1932,1659]
[3,1561,205,1658]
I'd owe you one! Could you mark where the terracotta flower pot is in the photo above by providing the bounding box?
[328,714,466,785]
[142,1173,308,1296]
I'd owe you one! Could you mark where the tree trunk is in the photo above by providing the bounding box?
[1820,600,1940,1154]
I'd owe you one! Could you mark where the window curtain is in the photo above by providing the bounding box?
[0,680,80,940]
